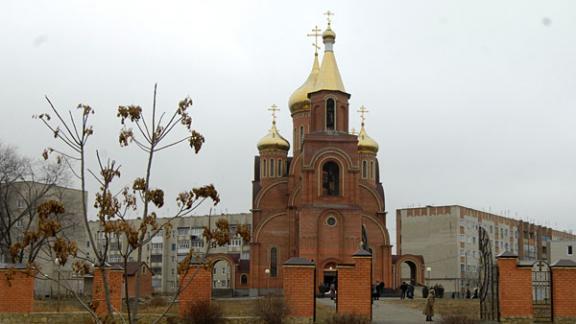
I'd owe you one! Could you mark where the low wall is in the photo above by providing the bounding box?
[0,313,261,324]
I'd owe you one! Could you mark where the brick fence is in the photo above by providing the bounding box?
[179,261,212,318]
[336,249,372,320]
[283,257,316,323]
[92,266,123,316]
[497,253,576,323]
[0,265,34,313]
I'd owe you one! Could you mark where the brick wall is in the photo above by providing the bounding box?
[0,269,34,313]
[126,270,153,298]
[92,267,123,316]
[551,262,576,321]
[179,263,212,318]
[336,250,372,320]
[497,256,532,321]
[283,258,315,322]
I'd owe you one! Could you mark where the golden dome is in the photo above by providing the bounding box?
[257,122,290,151]
[288,53,320,113]
[313,24,346,93]
[358,125,379,154]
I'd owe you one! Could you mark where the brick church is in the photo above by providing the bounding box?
[248,20,395,294]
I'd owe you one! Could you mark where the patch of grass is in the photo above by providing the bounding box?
[383,298,480,320]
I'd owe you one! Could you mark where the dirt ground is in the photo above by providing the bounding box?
[382,297,480,320]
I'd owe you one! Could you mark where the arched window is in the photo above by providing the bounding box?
[269,159,275,178]
[262,159,267,178]
[326,98,335,130]
[241,274,248,285]
[277,159,282,177]
[370,161,375,179]
[362,160,368,179]
[322,161,340,196]
[270,247,278,277]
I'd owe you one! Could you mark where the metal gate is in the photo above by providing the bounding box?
[532,260,552,322]
[479,227,499,321]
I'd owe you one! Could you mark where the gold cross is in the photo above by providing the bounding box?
[268,104,279,124]
[324,10,335,25]
[358,105,369,125]
[307,25,322,53]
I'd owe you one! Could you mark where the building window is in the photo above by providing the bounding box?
[322,161,340,196]
[241,274,248,285]
[326,98,335,130]
[370,161,375,179]
[362,160,367,179]
[269,159,274,178]
[568,245,573,256]
[172,243,176,251]
[326,215,337,226]
[270,247,278,277]
[277,159,282,177]
[262,159,267,178]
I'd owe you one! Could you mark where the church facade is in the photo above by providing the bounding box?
[249,21,394,294]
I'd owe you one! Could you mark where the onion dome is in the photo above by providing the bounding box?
[313,23,346,93]
[358,125,379,154]
[257,121,290,151]
[288,53,320,114]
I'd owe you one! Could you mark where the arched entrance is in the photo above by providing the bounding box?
[392,255,425,289]
[209,255,236,298]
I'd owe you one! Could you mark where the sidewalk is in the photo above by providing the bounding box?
[317,297,438,323]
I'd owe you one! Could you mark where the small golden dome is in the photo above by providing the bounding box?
[358,125,379,154]
[257,122,290,151]
[289,53,320,113]
[322,25,336,39]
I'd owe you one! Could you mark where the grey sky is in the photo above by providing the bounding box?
[1,1,575,250]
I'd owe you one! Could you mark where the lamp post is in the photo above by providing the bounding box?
[54,258,61,312]
[264,268,270,294]
[426,266,432,287]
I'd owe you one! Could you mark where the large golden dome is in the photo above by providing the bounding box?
[312,24,345,93]
[257,122,290,151]
[288,53,320,114]
[357,125,379,154]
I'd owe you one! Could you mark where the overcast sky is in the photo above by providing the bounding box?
[1,1,575,249]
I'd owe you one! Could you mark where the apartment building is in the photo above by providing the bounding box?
[88,213,251,294]
[396,205,576,295]
[547,240,576,264]
[0,181,87,297]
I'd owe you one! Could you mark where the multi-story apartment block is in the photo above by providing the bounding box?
[88,213,251,294]
[396,205,576,295]
[0,181,87,297]
[546,240,576,264]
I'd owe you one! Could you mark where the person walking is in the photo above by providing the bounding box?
[329,281,336,301]
[423,288,436,322]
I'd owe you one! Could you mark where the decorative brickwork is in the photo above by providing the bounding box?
[551,260,576,322]
[283,258,316,322]
[92,266,123,316]
[0,268,34,313]
[179,263,212,318]
[336,250,372,320]
[497,256,532,321]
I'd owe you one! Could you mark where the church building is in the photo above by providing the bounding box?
[249,19,394,294]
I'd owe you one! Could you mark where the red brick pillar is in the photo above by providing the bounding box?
[179,261,212,318]
[551,259,576,322]
[92,266,123,316]
[0,266,34,313]
[496,252,532,321]
[337,249,372,320]
[283,257,316,322]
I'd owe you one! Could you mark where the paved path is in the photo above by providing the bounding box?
[317,298,438,323]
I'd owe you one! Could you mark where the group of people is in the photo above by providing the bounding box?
[399,281,415,299]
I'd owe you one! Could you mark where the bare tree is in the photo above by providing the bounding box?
[37,84,245,324]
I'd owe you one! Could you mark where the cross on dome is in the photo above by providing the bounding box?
[358,105,369,126]
[268,104,279,124]
[307,25,322,54]
[324,10,335,25]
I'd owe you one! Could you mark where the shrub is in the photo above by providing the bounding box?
[184,300,223,324]
[256,295,288,324]
[325,313,371,324]
[439,315,480,324]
